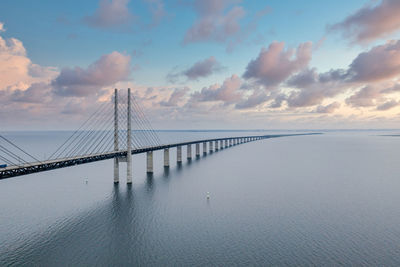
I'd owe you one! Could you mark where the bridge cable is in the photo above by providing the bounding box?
[70,104,115,157]
[0,135,41,163]
[50,100,110,159]
[131,96,162,145]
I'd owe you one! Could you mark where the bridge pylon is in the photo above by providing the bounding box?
[114,88,119,183]
[113,88,133,184]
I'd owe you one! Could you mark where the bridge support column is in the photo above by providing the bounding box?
[147,151,153,173]
[215,140,219,151]
[177,146,182,163]
[164,148,169,167]
[113,88,119,183]
[229,139,231,146]
[203,142,207,155]
[225,140,228,148]
[209,141,213,153]
[220,140,223,149]
[196,143,200,157]
[114,158,119,183]
[127,88,133,184]
[187,144,192,160]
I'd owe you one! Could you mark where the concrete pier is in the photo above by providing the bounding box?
[127,88,132,184]
[196,143,200,157]
[177,146,182,163]
[225,140,228,148]
[203,142,207,155]
[209,141,213,153]
[215,140,219,151]
[187,144,192,160]
[146,151,153,173]
[164,148,169,167]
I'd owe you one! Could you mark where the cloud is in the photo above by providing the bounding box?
[286,68,319,88]
[10,83,52,103]
[183,0,245,44]
[268,93,286,108]
[243,41,312,87]
[284,68,348,108]
[52,51,131,97]
[83,0,134,29]
[160,87,189,106]
[235,89,268,109]
[346,85,382,107]
[0,22,5,32]
[377,100,399,110]
[183,56,223,80]
[144,0,167,27]
[314,102,341,113]
[0,24,58,90]
[167,56,223,82]
[281,40,400,108]
[328,0,400,44]
[190,74,242,105]
[347,40,400,82]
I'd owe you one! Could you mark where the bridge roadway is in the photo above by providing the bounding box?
[0,133,318,180]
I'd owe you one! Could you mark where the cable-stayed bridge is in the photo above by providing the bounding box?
[0,89,319,181]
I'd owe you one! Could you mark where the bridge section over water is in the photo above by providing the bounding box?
[0,89,319,181]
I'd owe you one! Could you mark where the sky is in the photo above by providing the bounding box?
[1,0,400,130]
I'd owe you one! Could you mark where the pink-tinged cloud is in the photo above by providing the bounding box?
[314,102,341,113]
[160,87,189,107]
[167,56,223,82]
[328,0,400,44]
[84,0,134,29]
[235,89,268,109]
[243,41,312,87]
[282,39,400,108]
[183,0,245,44]
[52,51,131,97]
[10,83,52,103]
[183,56,222,80]
[191,74,242,104]
[376,100,399,111]
[0,25,58,90]
[348,40,400,82]
[285,70,347,108]
[346,85,382,107]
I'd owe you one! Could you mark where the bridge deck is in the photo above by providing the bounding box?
[0,133,318,179]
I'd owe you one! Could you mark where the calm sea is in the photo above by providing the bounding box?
[1,130,400,266]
